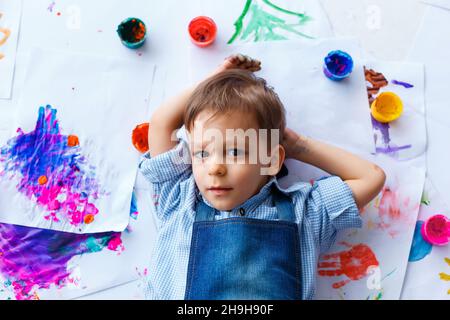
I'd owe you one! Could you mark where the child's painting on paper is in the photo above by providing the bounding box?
[199,0,333,45]
[0,106,104,227]
[401,178,450,299]
[0,189,156,300]
[316,154,425,300]
[0,48,155,233]
[364,61,426,161]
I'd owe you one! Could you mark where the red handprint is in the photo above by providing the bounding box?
[318,242,379,289]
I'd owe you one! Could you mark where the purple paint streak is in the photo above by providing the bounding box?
[392,80,414,89]
[0,105,104,226]
[0,223,123,300]
[371,115,412,154]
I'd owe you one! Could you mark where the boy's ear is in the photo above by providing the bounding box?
[265,145,286,176]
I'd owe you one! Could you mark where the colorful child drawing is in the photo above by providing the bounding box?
[0,223,123,300]
[318,242,379,289]
[0,105,104,227]
[364,67,413,156]
[228,0,313,44]
[0,13,11,60]
[0,194,141,300]
[369,186,419,238]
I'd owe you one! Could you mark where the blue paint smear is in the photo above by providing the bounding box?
[408,220,433,262]
[130,190,139,220]
[392,80,414,89]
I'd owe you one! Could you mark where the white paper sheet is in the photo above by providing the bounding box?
[407,5,450,223]
[421,0,450,10]
[189,38,375,155]
[0,0,21,99]
[364,60,426,160]
[315,154,425,300]
[0,48,155,233]
[400,178,450,300]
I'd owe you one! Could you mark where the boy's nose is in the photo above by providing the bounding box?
[208,162,227,176]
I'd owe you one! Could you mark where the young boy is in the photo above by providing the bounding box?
[140,54,386,300]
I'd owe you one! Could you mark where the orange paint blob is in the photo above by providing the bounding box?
[38,175,48,185]
[84,214,95,224]
[132,123,150,153]
[67,135,79,147]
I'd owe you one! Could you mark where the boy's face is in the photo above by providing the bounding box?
[188,110,283,211]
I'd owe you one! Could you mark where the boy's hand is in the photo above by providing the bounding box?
[211,54,262,77]
[282,127,308,160]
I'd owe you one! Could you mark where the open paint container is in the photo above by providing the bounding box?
[370,92,404,123]
[188,16,217,47]
[323,50,354,81]
[421,214,450,246]
[117,17,147,49]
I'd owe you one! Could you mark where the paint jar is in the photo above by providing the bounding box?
[188,16,217,47]
[132,122,149,153]
[370,92,403,123]
[323,50,354,81]
[117,17,147,49]
[421,215,450,246]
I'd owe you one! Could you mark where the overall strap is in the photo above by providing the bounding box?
[271,186,296,222]
[195,199,216,222]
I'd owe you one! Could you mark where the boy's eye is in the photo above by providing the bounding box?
[227,148,244,157]
[193,150,209,159]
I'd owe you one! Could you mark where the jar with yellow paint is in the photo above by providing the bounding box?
[370,92,403,123]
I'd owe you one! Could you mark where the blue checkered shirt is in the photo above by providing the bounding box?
[139,139,362,300]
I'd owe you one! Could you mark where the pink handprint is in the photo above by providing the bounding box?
[318,242,379,289]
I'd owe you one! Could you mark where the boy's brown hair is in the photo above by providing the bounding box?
[184,69,286,143]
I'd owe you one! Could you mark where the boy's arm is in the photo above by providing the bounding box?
[148,54,261,158]
[283,128,386,210]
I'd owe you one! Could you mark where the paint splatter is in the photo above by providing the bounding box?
[421,192,431,206]
[0,13,11,60]
[318,242,379,289]
[0,223,123,300]
[130,190,139,220]
[364,67,412,156]
[0,105,104,227]
[364,67,388,104]
[439,258,450,295]
[392,80,414,89]
[228,0,313,44]
[408,220,433,262]
[372,187,418,237]
[47,1,56,13]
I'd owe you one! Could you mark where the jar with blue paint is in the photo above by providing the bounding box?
[323,50,354,81]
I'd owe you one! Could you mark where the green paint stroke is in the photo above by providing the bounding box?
[420,191,430,206]
[228,0,314,44]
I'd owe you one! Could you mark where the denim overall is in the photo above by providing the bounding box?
[184,186,302,300]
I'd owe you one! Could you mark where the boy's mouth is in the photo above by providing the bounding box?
[207,187,233,195]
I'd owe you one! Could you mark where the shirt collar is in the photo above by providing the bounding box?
[198,176,287,216]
